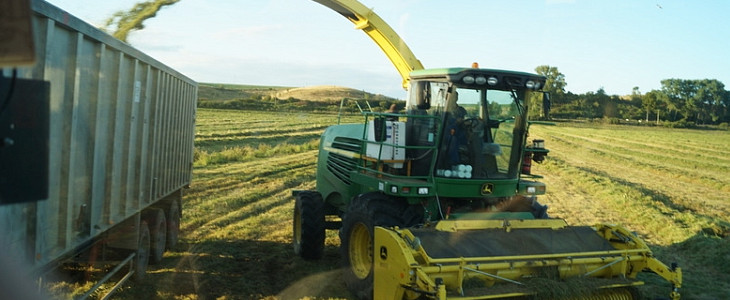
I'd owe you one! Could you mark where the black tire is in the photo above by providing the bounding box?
[144,209,167,264]
[293,191,325,260]
[166,199,181,250]
[340,192,423,300]
[133,221,151,282]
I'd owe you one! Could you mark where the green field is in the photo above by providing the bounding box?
[114,109,356,299]
[111,109,730,300]
[529,122,730,299]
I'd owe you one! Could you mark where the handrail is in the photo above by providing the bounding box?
[77,252,136,300]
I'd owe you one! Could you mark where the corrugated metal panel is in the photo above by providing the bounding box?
[0,0,197,272]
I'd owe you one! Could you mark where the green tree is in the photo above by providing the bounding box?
[531,65,567,120]
[630,87,642,104]
[642,90,667,123]
[660,78,728,124]
[724,90,730,123]
[695,79,727,123]
[578,88,612,119]
[660,79,691,121]
[534,65,567,96]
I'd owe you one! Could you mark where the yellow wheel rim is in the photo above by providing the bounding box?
[348,222,372,279]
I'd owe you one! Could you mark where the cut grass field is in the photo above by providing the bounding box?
[528,123,730,299]
[112,110,729,299]
[114,109,356,300]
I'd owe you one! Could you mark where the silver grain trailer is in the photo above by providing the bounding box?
[0,0,197,297]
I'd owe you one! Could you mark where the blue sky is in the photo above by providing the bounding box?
[46,0,729,99]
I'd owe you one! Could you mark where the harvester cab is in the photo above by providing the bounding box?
[396,67,551,220]
[292,0,682,299]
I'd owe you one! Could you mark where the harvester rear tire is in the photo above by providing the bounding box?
[293,191,325,260]
[340,192,423,300]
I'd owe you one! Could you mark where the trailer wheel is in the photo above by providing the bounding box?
[133,221,151,282]
[166,199,181,250]
[340,192,423,300]
[145,209,167,264]
[293,191,325,259]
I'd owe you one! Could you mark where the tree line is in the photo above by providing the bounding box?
[534,65,730,128]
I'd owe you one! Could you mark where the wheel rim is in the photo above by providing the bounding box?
[348,222,372,280]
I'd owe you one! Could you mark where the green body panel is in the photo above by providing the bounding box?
[517,180,546,195]
[350,172,434,198]
[343,175,520,200]
[314,120,540,213]
[315,123,364,210]
[433,177,517,198]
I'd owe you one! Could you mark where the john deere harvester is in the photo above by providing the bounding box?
[292,1,682,299]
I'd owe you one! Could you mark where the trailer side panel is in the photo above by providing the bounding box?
[0,0,197,274]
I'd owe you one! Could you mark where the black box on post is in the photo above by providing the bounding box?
[0,75,50,204]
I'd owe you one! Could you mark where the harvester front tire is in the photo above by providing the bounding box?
[340,192,423,300]
[293,191,325,260]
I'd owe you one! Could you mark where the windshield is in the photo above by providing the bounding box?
[435,86,525,179]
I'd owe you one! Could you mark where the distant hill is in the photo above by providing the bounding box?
[275,85,395,102]
[197,83,402,112]
[197,83,291,101]
[198,83,398,102]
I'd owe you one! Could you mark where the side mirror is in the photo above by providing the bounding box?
[416,81,431,110]
[542,92,551,119]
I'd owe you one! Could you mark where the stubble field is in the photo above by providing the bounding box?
[114,109,730,300]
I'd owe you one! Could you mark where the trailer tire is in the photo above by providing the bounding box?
[340,192,423,300]
[166,199,181,250]
[145,209,167,264]
[133,221,151,282]
[293,191,325,260]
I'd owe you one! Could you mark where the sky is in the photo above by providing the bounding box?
[45,0,730,99]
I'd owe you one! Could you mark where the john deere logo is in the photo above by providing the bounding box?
[481,183,494,195]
